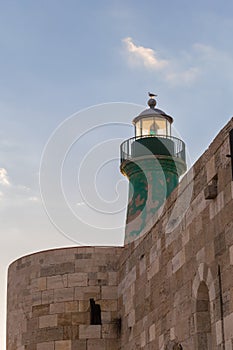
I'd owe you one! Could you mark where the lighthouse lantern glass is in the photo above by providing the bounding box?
[135,116,171,137]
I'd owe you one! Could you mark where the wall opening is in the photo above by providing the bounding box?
[195,281,212,349]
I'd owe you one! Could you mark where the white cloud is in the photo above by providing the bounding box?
[0,168,10,186]
[0,171,40,208]
[122,37,168,70]
[122,37,202,86]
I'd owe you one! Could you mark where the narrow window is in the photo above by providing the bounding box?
[196,282,212,349]
[90,298,102,325]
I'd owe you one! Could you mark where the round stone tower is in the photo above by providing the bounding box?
[120,94,187,244]
[7,246,122,350]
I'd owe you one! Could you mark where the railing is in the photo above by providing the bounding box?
[120,134,186,163]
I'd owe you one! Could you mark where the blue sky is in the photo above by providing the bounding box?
[1,0,233,347]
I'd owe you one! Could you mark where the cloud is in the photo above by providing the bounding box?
[0,168,10,186]
[193,43,233,68]
[122,37,201,86]
[166,67,200,85]
[0,169,40,208]
[122,37,168,70]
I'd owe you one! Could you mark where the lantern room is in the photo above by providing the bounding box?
[133,97,173,137]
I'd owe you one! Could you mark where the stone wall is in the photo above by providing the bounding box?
[118,118,233,349]
[7,246,123,350]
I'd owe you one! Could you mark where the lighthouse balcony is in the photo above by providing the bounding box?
[120,134,186,164]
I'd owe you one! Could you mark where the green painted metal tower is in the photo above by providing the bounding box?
[120,94,187,244]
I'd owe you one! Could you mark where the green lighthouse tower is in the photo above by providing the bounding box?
[120,94,187,244]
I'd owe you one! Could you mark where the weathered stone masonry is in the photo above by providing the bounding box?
[7,118,233,349]
[7,247,122,350]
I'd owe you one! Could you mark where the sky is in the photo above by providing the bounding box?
[1,0,233,347]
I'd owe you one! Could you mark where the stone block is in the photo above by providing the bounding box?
[75,286,100,300]
[225,339,233,350]
[32,291,42,306]
[139,256,146,276]
[39,314,57,328]
[224,312,233,341]
[27,318,39,332]
[101,324,118,339]
[75,253,92,259]
[101,286,118,299]
[215,320,222,345]
[57,313,72,326]
[104,339,119,350]
[31,277,47,292]
[71,340,87,350]
[108,272,118,285]
[72,312,88,325]
[75,260,97,273]
[23,327,64,344]
[159,333,164,349]
[37,342,54,350]
[68,273,88,287]
[214,232,226,257]
[79,325,101,339]
[206,156,216,183]
[63,326,79,340]
[127,310,135,328]
[54,288,74,302]
[170,327,175,341]
[98,299,118,311]
[149,324,155,342]
[55,340,71,350]
[32,304,50,317]
[50,303,65,314]
[182,229,190,246]
[140,330,146,347]
[79,300,90,312]
[172,250,185,274]
[87,339,106,350]
[230,245,233,265]
[65,301,79,313]
[55,263,75,275]
[42,290,54,304]
[47,275,68,289]
[40,266,56,277]
[147,257,159,280]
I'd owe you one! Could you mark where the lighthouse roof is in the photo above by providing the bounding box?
[132,107,173,125]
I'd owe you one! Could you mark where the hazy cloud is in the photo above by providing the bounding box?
[0,168,10,186]
[166,67,200,85]
[122,37,201,85]
[122,37,168,70]
[0,169,40,208]
[193,43,233,67]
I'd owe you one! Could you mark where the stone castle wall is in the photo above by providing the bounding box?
[7,247,123,350]
[7,118,233,349]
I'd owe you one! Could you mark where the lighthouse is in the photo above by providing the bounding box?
[120,94,187,244]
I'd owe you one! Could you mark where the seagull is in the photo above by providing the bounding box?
[148,92,157,98]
